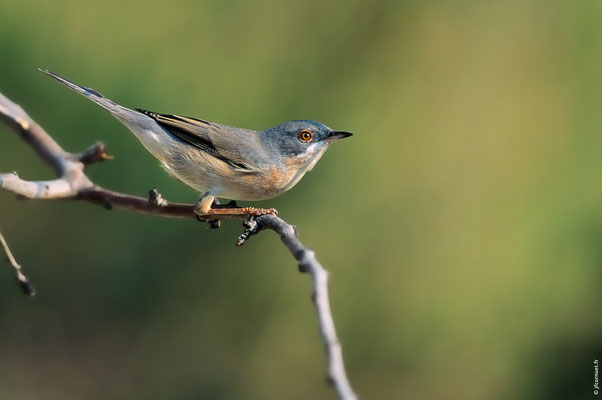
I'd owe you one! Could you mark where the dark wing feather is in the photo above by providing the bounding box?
[137,109,253,170]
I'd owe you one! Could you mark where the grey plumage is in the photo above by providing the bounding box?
[39,69,351,202]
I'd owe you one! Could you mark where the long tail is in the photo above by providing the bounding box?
[39,69,141,122]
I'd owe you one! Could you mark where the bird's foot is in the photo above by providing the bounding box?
[197,206,278,218]
[194,195,277,226]
[237,207,278,217]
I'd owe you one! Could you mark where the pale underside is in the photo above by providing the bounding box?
[126,123,328,201]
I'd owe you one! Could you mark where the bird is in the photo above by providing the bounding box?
[39,69,352,222]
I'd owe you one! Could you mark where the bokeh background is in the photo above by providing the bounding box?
[0,1,601,399]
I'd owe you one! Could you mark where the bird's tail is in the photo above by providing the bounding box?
[38,69,140,122]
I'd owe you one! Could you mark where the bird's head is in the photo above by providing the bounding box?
[261,120,352,169]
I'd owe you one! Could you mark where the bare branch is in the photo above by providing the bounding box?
[238,215,357,400]
[0,172,78,199]
[0,90,357,399]
[0,231,34,296]
[0,92,69,175]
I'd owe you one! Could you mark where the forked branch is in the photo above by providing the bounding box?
[0,91,357,400]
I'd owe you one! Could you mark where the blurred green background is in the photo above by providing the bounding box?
[1,0,601,399]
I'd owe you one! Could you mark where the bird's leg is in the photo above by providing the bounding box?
[208,198,221,229]
[194,194,220,228]
[194,193,277,221]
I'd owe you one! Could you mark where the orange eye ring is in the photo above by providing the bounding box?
[298,129,313,143]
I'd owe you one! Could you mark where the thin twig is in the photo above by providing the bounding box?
[0,89,356,399]
[239,215,357,399]
[0,231,34,296]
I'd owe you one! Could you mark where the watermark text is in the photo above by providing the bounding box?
[594,359,599,395]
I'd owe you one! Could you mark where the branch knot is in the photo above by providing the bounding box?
[77,141,114,165]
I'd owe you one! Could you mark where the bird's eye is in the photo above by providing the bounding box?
[298,129,313,143]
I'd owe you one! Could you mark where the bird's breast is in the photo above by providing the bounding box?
[217,153,315,200]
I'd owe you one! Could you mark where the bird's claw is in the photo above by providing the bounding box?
[240,207,278,217]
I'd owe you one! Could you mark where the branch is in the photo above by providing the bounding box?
[237,217,357,399]
[0,231,35,296]
[0,90,357,400]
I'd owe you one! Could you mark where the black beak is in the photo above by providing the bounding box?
[330,131,353,140]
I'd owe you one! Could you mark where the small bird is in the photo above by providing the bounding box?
[39,69,352,221]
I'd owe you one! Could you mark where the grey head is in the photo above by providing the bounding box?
[260,120,352,164]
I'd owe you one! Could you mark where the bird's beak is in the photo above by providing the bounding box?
[329,131,353,141]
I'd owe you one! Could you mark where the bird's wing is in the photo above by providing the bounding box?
[137,109,265,171]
